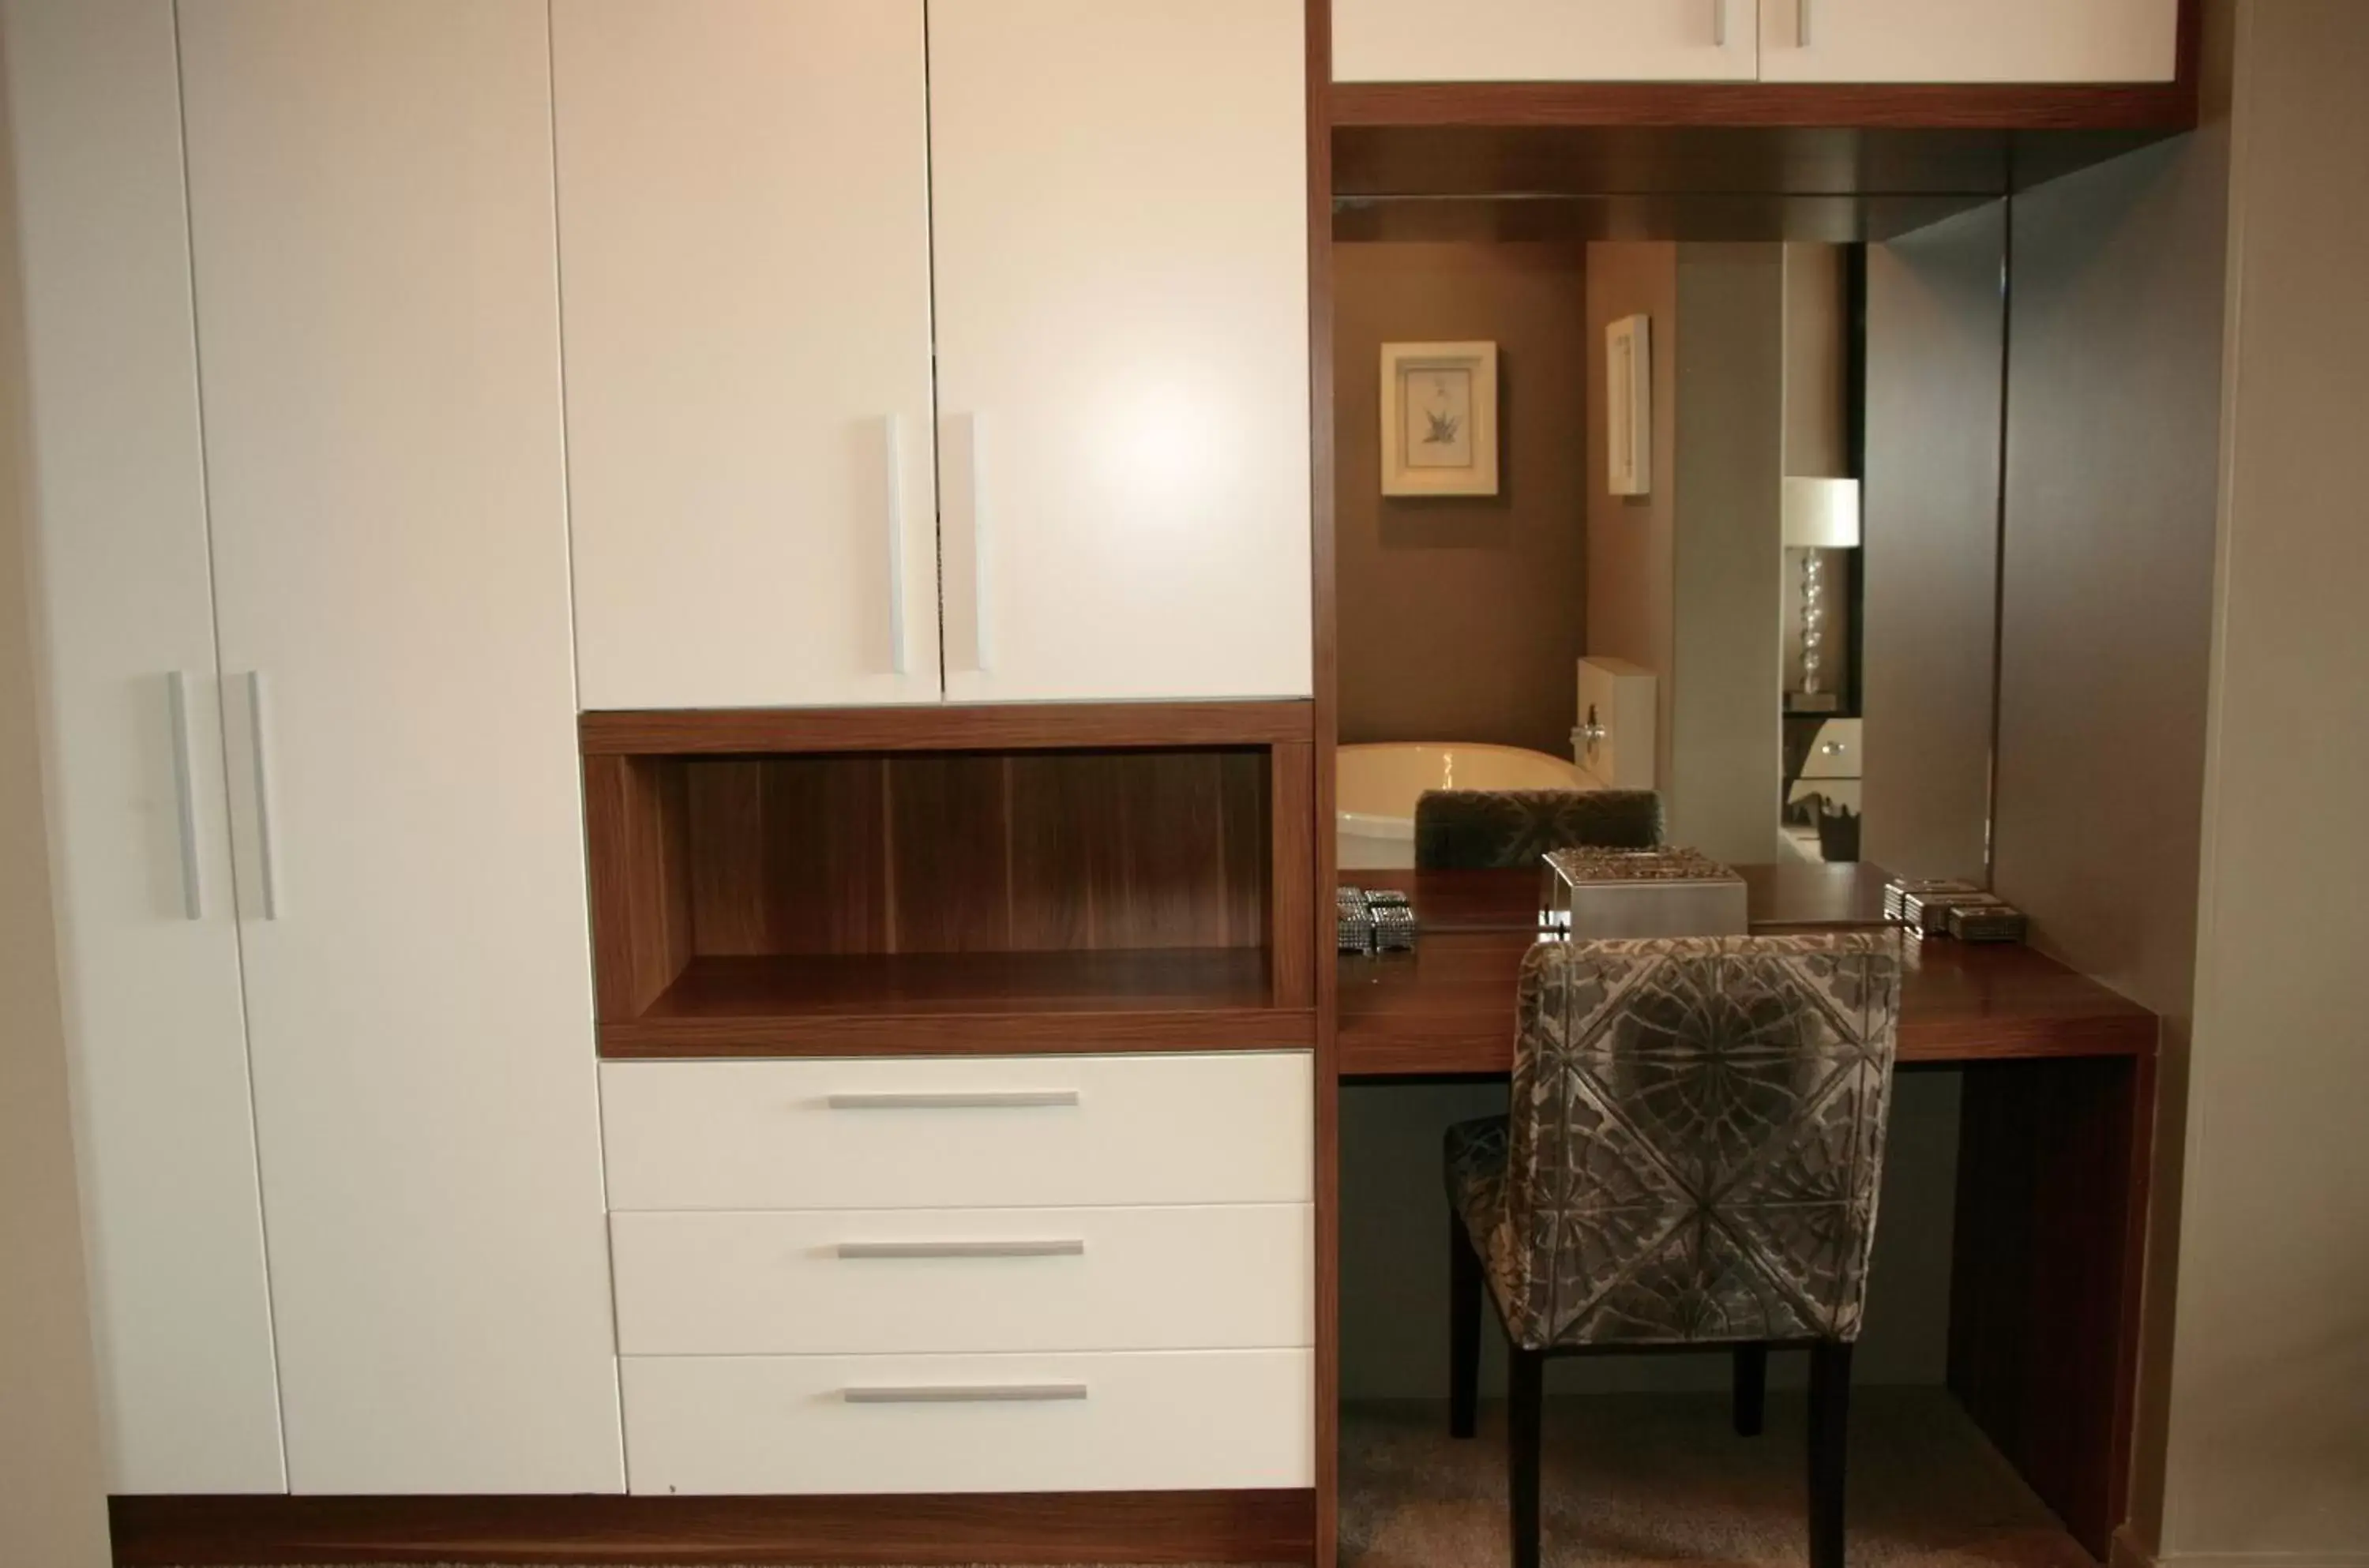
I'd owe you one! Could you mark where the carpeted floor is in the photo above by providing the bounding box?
[1341,1389,2090,1568]
[161,1388,2086,1568]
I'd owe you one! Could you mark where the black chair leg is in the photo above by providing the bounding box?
[1808,1341,1853,1568]
[1509,1345,1545,1568]
[1732,1342,1768,1437]
[1448,1215,1482,1439]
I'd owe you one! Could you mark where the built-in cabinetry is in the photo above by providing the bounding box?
[16,0,619,1495]
[558,0,1312,710]
[1334,0,2181,84]
[2,0,284,1496]
[18,0,1315,1509]
[603,1053,1315,1495]
[552,0,940,711]
[174,1,624,1495]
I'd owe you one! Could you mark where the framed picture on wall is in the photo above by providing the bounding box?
[1380,340,1499,497]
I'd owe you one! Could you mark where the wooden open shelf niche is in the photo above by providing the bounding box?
[583,704,1318,1057]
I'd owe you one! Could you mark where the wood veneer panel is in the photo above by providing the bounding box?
[108,1487,1317,1566]
[583,754,693,1020]
[1947,1053,2154,1558]
[581,701,1314,755]
[1330,81,2196,132]
[1303,0,1342,1560]
[673,751,1272,962]
[1337,930,2157,1075]
[1271,741,1316,1010]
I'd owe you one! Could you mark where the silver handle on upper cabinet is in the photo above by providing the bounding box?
[825,1090,1081,1111]
[245,671,280,921]
[835,1239,1087,1260]
[961,413,994,673]
[843,1383,1087,1405]
[1712,0,1727,47]
[167,671,204,920]
[884,413,909,676]
[1797,0,1811,47]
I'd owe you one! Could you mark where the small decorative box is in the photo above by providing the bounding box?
[1539,846,1749,940]
[1335,887,1374,954]
[1882,876,1978,924]
[1902,888,1998,936]
[1943,902,2029,943]
[1369,902,1419,953]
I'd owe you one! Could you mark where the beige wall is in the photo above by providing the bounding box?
[1862,204,2005,885]
[1668,244,1783,864]
[1584,242,1679,790]
[2158,2,2369,1558]
[0,34,114,1564]
[1335,242,1591,759]
[1583,239,1785,860]
[1991,16,2233,1559]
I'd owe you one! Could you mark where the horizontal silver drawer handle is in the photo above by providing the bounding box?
[843,1382,1088,1405]
[824,1090,1081,1111]
[835,1239,1086,1260]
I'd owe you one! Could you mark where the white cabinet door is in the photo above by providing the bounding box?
[2,0,285,1494]
[178,1,623,1494]
[1335,0,1757,83]
[553,0,940,711]
[1759,0,2179,82]
[929,0,1313,703]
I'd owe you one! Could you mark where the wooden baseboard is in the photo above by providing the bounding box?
[108,1488,1317,1566]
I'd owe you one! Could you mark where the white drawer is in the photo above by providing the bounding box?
[610,1203,1312,1356]
[600,1052,1313,1211]
[620,1349,1313,1495]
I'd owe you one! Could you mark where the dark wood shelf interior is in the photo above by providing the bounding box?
[583,722,1317,1054]
[644,947,1278,1022]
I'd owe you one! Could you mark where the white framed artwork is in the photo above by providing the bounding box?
[1606,313,1651,497]
[1380,340,1498,497]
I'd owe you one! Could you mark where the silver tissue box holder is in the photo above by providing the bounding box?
[1539,846,1750,940]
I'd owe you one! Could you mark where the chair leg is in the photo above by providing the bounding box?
[1509,1345,1546,1568]
[1448,1214,1482,1439]
[1808,1341,1854,1568]
[1732,1342,1768,1437]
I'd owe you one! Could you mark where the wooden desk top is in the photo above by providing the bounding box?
[1337,865,2157,1075]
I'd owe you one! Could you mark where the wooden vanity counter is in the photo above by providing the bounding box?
[1336,863,2158,1076]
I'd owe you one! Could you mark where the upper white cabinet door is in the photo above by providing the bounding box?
[929,0,1313,703]
[1759,0,2179,82]
[178,2,624,1494]
[2,0,284,1493]
[554,0,939,711]
[1335,0,1757,83]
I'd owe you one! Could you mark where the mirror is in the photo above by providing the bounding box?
[1332,210,2007,883]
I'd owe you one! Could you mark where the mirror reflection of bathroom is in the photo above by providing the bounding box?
[1335,214,2005,886]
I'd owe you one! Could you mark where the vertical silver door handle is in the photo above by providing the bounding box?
[245,670,280,921]
[167,671,204,920]
[1713,0,1727,47]
[1798,0,1811,47]
[883,413,908,676]
[963,413,993,673]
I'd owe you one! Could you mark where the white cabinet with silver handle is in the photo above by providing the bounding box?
[1337,0,2179,85]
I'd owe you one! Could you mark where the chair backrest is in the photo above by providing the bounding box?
[1414,788,1664,869]
[1489,932,1902,1349]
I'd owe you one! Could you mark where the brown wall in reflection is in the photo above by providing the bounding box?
[1335,242,1589,760]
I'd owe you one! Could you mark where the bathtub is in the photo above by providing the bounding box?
[1338,741,1594,870]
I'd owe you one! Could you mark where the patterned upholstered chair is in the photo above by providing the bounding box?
[1413,788,1664,869]
[1444,932,1902,1568]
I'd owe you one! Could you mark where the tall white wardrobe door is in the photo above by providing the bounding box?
[554,0,939,711]
[929,0,1314,703]
[177,1,623,1494]
[2,0,284,1493]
